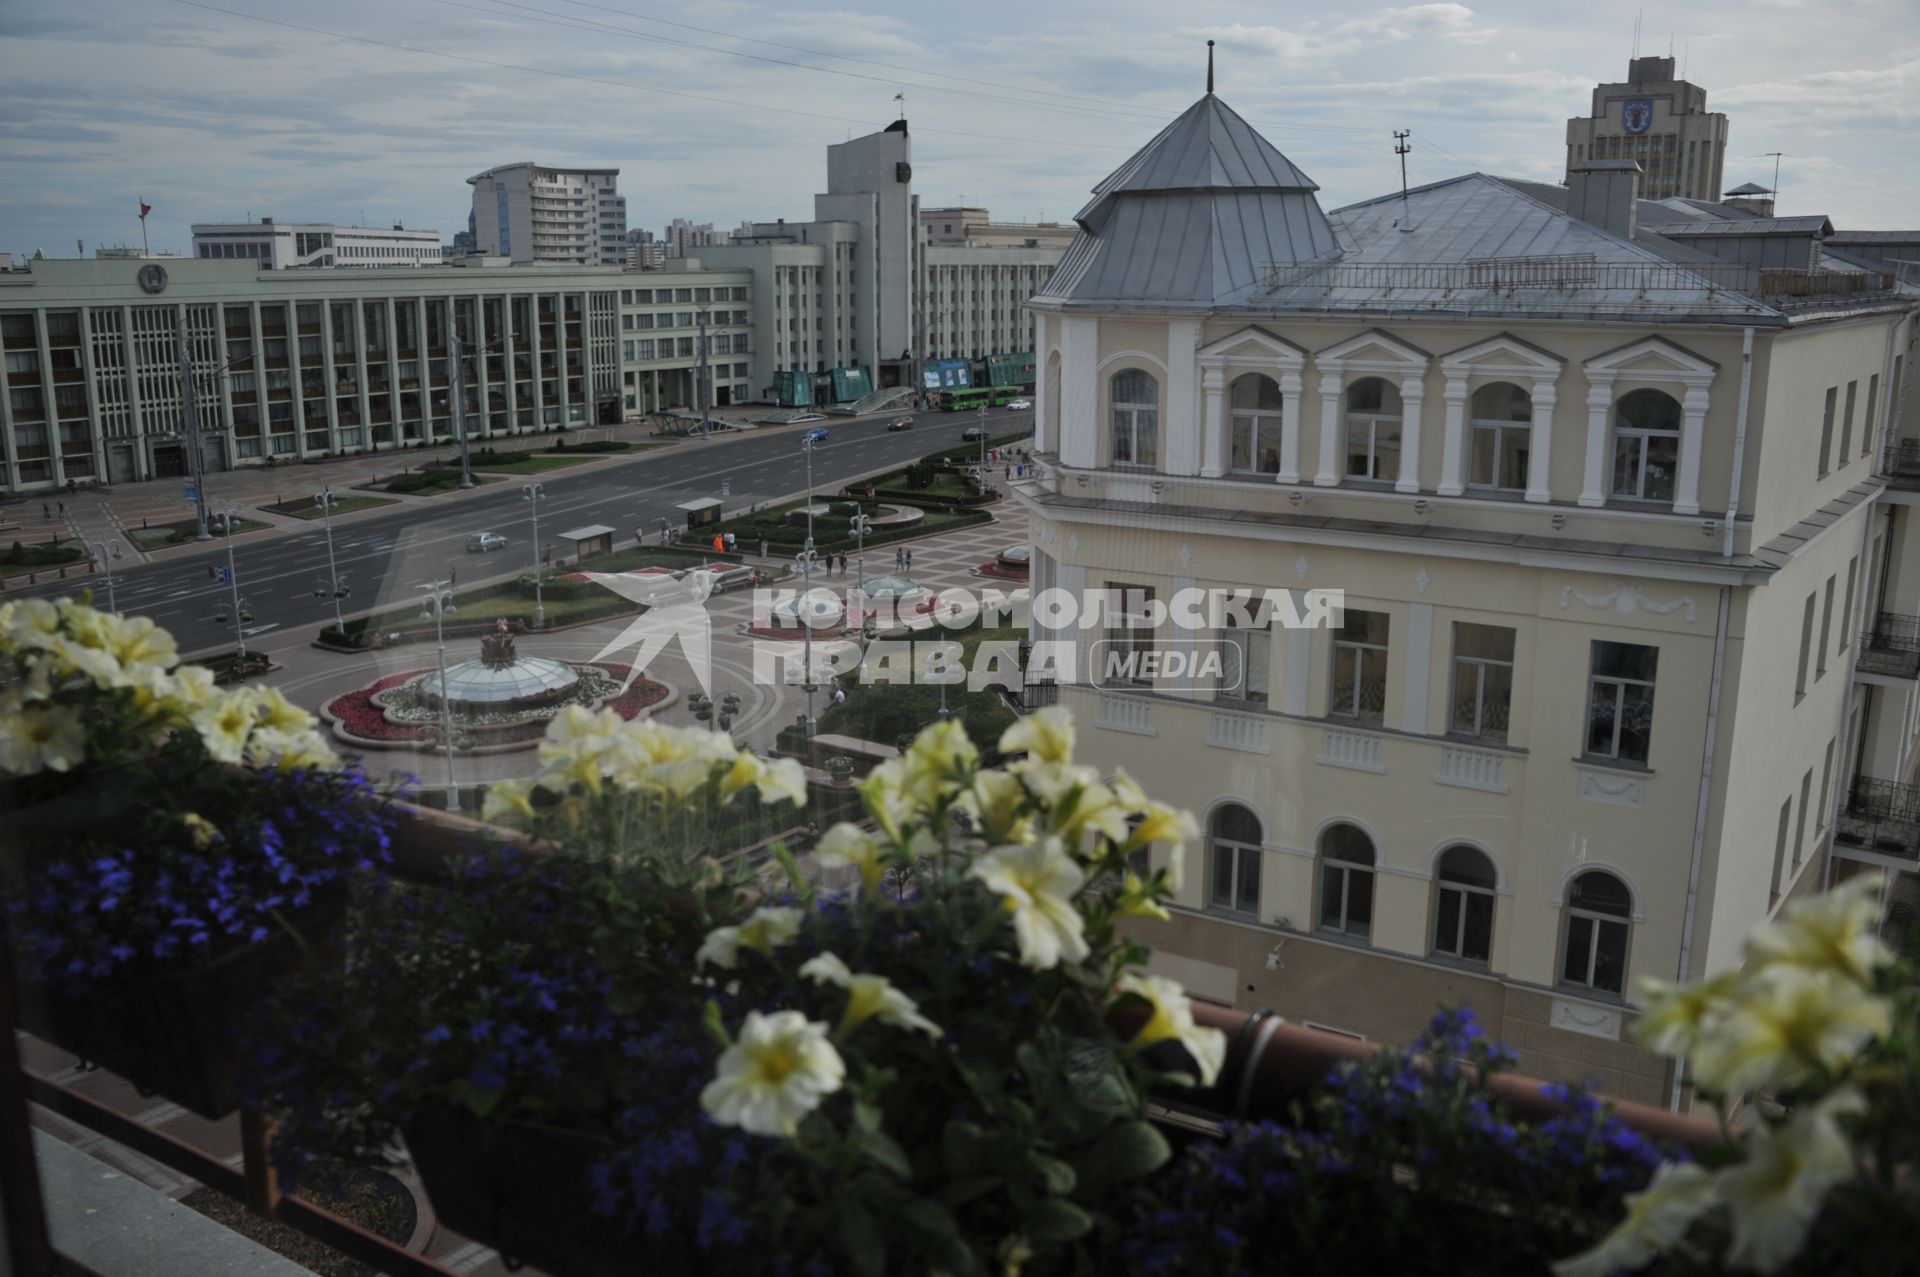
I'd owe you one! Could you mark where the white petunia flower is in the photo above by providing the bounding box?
[696,905,804,969]
[998,706,1075,764]
[1114,971,1227,1087]
[1744,875,1893,986]
[967,837,1089,970]
[0,702,88,776]
[812,823,890,896]
[1552,1161,1716,1277]
[800,952,941,1037]
[699,1010,845,1137]
[1717,1089,1864,1274]
[1689,965,1890,1096]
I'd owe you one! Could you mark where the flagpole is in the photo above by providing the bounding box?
[139,196,149,258]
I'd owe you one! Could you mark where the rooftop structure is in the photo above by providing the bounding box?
[1566,55,1729,202]
[191,220,441,269]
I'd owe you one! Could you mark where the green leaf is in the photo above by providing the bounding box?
[942,1120,994,1176]
[900,1199,979,1277]
[448,1077,503,1119]
[938,1174,1002,1208]
[1023,1197,1094,1245]
[769,839,810,897]
[1085,1120,1170,1185]
[838,1200,886,1277]
[858,1128,913,1179]
[1027,1152,1077,1195]
[702,999,732,1050]
[854,1097,883,1135]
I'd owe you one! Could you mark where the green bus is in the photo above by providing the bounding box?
[940,386,1023,411]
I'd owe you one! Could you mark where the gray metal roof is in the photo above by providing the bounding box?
[1653,216,1834,237]
[1035,94,1339,309]
[1724,181,1774,196]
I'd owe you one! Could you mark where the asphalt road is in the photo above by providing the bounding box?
[16,408,1034,654]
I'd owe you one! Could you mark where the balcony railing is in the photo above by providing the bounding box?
[1882,439,1920,488]
[1835,776,1920,862]
[1858,612,1920,679]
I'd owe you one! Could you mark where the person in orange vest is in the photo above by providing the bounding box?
[713,533,724,553]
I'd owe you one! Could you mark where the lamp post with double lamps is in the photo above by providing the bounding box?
[522,483,546,628]
[450,324,512,489]
[313,488,348,630]
[89,537,125,614]
[211,502,251,659]
[798,433,824,735]
[417,581,461,811]
[175,337,258,542]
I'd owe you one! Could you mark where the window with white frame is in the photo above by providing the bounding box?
[1431,845,1496,964]
[1330,609,1390,723]
[1109,369,1159,467]
[1344,377,1402,481]
[1584,640,1657,763]
[1468,381,1532,491]
[1207,803,1262,915]
[1101,581,1155,687]
[1449,622,1515,741]
[1610,389,1681,501]
[1560,870,1631,995]
[1229,373,1283,475]
[1318,823,1375,939]
[1218,612,1270,704]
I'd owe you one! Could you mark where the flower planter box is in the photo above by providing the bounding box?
[404,1105,690,1277]
[10,895,343,1120]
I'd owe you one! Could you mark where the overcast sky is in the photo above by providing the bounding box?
[2,0,1915,258]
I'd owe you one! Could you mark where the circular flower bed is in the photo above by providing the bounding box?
[322,662,667,750]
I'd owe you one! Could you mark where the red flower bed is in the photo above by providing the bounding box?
[322,663,667,748]
[976,561,1029,580]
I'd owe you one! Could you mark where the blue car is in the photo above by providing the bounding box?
[802,428,830,443]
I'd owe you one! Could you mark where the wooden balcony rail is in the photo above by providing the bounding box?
[5,798,1724,1277]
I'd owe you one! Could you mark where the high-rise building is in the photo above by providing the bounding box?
[662,219,720,258]
[1019,88,1919,1110]
[1566,56,1729,202]
[191,220,441,269]
[468,163,627,266]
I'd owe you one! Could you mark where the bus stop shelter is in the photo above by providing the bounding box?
[674,498,724,531]
[556,524,616,563]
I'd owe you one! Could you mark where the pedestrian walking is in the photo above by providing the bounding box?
[450,567,457,587]
[905,548,913,570]
[832,685,846,707]
[57,501,65,517]
[208,562,217,581]
[41,504,50,521]
[758,538,768,561]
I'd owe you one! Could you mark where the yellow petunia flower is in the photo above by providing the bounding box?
[967,837,1089,970]
[1114,970,1226,1086]
[799,952,942,1038]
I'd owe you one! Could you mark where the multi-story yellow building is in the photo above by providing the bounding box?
[1016,90,1919,1107]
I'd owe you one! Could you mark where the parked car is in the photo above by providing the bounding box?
[465,531,508,553]
[802,428,831,443]
[961,427,990,441]
[1008,399,1033,411]
[886,418,915,432]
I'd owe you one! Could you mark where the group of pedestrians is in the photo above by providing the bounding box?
[892,545,914,571]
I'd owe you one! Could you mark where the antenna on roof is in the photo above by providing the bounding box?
[1207,39,1215,94]
[1394,131,1413,231]
[1631,10,1641,58]
[893,91,905,120]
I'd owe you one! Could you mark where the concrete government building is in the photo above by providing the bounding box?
[1017,87,1918,1109]
[1567,56,1729,203]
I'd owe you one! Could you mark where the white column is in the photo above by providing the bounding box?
[1281,621,1311,716]
[1033,322,1052,453]
[1401,601,1434,734]
[1166,318,1199,476]
[1526,381,1557,504]
[1580,380,1613,507]
[1060,316,1098,469]
[1437,373,1468,496]
[1396,377,1426,494]
[1674,385,1708,516]
[1278,371,1303,483]
[1314,367,1345,486]
[1199,366,1227,478]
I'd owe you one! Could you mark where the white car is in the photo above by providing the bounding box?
[1008,399,1033,411]
[466,531,508,553]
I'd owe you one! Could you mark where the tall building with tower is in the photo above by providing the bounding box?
[1566,56,1728,202]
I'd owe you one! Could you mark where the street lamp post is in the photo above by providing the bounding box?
[977,405,990,473]
[314,488,347,630]
[417,581,461,811]
[851,508,870,598]
[216,503,250,659]
[451,327,511,490]
[522,482,546,628]
[89,537,125,614]
[173,323,256,541]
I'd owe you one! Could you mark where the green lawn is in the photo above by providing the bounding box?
[467,454,591,475]
[128,516,265,548]
[713,500,991,555]
[325,570,644,646]
[0,540,87,568]
[259,494,398,519]
[807,624,1022,756]
[372,469,501,496]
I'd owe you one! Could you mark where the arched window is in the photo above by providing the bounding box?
[1561,870,1632,995]
[1431,846,1497,965]
[1468,381,1532,492]
[1110,369,1159,468]
[1208,804,1263,915]
[1318,823,1375,939]
[1345,377,1402,481]
[1610,389,1682,501]
[1229,374,1283,475]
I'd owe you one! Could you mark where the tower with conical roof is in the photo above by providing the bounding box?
[1038,63,1340,309]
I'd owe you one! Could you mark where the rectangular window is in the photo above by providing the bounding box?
[1817,576,1835,677]
[1818,737,1836,834]
[1838,381,1857,465]
[1218,615,1270,705]
[1585,641,1658,763]
[1449,622,1515,741]
[1863,375,1880,459]
[1102,583,1156,687]
[1772,798,1792,898]
[1841,558,1857,653]
[1818,387,1836,478]
[1330,610,1390,723]
[1561,912,1628,995]
[1433,878,1494,965]
[1210,841,1260,915]
[1796,593,1816,699]
[1793,769,1812,868]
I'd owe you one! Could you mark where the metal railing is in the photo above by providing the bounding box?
[1881,439,1920,486]
[1266,255,1758,294]
[1835,776,1920,862]
[1857,613,1920,679]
